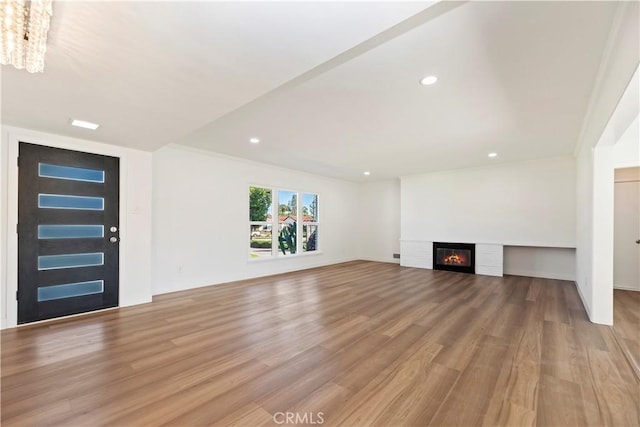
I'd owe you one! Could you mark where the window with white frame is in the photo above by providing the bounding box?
[249,186,273,258]
[301,193,318,253]
[249,186,319,259]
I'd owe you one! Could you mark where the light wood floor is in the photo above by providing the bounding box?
[2,261,639,426]
[613,289,640,379]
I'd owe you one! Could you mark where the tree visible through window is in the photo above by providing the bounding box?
[250,187,271,221]
[249,187,272,258]
[302,193,318,252]
[278,190,297,255]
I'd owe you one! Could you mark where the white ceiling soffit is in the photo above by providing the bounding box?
[180,1,621,181]
[0,1,432,151]
[611,66,639,142]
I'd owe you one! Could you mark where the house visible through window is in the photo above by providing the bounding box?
[302,193,318,252]
[278,190,297,255]
[249,186,319,259]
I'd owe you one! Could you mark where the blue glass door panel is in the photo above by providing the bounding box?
[38,280,104,302]
[38,225,104,239]
[38,194,104,210]
[39,163,105,183]
[38,253,104,270]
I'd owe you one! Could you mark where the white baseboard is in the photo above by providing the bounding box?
[614,285,640,291]
[504,269,575,281]
[358,257,400,264]
[574,281,593,321]
[153,257,360,296]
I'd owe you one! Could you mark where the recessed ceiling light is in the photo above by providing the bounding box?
[363,171,371,176]
[249,137,260,144]
[70,119,99,130]
[420,75,438,86]
[488,152,498,158]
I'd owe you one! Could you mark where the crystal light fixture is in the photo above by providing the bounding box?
[0,0,53,73]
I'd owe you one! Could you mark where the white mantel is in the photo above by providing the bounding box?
[400,240,503,277]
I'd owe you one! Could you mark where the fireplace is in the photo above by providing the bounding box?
[433,242,475,274]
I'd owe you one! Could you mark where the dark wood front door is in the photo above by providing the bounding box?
[18,142,120,324]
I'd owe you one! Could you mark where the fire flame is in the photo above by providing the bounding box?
[443,252,467,265]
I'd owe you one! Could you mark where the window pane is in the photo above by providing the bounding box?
[303,225,318,252]
[277,190,298,256]
[39,163,105,183]
[250,224,272,258]
[38,280,104,302]
[39,194,104,210]
[278,222,297,255]
[38,225,104,239]
[278,190,297,220]
[249,187,272,221]
[302,193,318,222]
[38,252,104,270]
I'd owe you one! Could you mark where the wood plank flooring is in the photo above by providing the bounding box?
[613,289,640,379]
[2,261,639,426]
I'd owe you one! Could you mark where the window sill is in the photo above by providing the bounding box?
[248,251,324,263]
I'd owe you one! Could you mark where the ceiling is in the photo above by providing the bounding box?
[1,1,632,181]
[1,1,430,151]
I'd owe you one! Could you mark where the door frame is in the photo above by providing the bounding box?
[613,167,640,291]
[4,130,129,328]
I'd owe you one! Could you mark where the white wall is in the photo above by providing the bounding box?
[575,145,595,319]
[0,126,7,329]
[504,247,576,281]
[575,2,638,325]
[613,115,639,168]
[0,126,153,328]
[576,137,624,326]
[401,157,576,247]
[592,145,616,325]
[357,179,400,263]
[575,107,633,326]
[152,145,358,295]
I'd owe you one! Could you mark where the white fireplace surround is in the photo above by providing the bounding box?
[400,240,504,276]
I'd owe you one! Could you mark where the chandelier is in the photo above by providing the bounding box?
[0,0,53,73]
